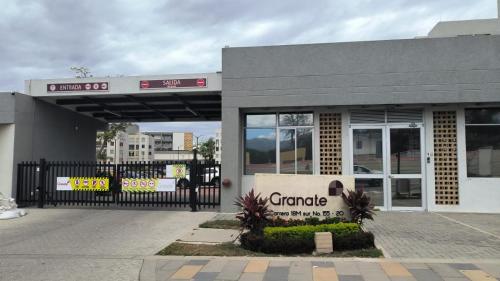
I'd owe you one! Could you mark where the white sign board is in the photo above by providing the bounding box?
[56,177,71,191]
[254,174,354,219]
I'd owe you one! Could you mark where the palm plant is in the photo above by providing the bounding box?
[234,189,273,234]
[341,189,375,225]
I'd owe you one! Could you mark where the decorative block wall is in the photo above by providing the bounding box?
[433,111,459,205]
[319,113,342,175]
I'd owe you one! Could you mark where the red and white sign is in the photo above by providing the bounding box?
[47,82,109,92]
[139,78,207,89]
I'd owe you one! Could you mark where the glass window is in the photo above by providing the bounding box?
[466,108,500,177]
[279,129,295,174]
[129,145,134,150]
[390,128,421,174]
[296,128,313,174]
[355,178,384,207]
[353,129,383,174]
[246,114,276,127]
[244,128,276,175]
[279,113,313,126]
[244,112,314,175]
[391,178,422,207]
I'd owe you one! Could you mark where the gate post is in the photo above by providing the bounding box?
[37,158,47,208]
[189,150,198,212]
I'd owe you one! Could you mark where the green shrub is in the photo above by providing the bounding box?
[239,232,265,252]
[264,223,360,241]
[240,232,315,254]
[334,231,375,251]
[266,216,345,227]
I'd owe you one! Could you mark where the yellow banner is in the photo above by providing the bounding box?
[121,178,176,192]
[69,177,109,191]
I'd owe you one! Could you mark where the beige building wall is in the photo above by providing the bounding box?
[184,132,193,151]
[0,124,15,198]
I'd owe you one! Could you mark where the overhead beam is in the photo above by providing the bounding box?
[124,95,172,121]
[56,94,221,105]
[81,96,123,119]
[75,104,221,112]
[172,94,206,119]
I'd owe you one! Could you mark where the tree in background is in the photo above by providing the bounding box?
[70,66,92,78]
[199,138,216,160]
[96,123,131,161]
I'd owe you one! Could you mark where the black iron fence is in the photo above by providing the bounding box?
[16,154,221,210]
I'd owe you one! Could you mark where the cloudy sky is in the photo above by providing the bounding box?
[0,0,497,137]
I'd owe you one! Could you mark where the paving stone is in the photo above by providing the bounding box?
[339,275,364,281]
[460,270,497,281]
[269,260,291,267]
[380,262,412,277]
[244,260,269,273]
[170,265,203,279]
[239,272,265,281]
[408,269,444,281]
[313,267,338,281]
[156,260,186,281]
[263,266,289,281]
[200,259,227,272]
[449,264,479,270]
[187,260,211,266]
[215,260,247,281]
[335,261,361,275]
[364,212,500,259]
[402,263,429,270]
[312,261,334,268]
[389,277,417,281]
[441,278,470,281]
[477,263,500,278]
[288,261,313,281]
[428,264,464,278]
[357,262,390,281]
[193,271,219,281]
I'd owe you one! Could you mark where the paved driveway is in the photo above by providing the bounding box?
[365,212,500,259]
[0,208,215,281]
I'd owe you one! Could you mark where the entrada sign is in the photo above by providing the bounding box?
[139,78,207,89]
[254,174,354,219]
[47,82,109,92]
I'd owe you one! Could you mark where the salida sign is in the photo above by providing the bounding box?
[139,78,207,89]
[254,174,354,219]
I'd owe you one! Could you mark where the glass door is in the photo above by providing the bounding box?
[351,127,387,209]
[387,125,425,210]
[351,125,426,210]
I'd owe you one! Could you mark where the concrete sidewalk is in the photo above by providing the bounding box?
[364,212,500,259]
[0,208,215,281]
[140,256,500,281]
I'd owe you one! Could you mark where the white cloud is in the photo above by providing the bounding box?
[0,0,497,134]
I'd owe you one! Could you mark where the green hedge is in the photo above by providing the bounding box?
[263,223,360,241]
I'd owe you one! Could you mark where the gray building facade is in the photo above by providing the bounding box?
[220,35,500,212]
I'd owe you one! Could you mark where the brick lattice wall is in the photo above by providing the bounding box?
[433,111,459,205]
[319,113,342,175]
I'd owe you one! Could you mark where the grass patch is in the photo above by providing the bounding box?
[157,242,265,256]
[199,220,240,230]
[157,242,383,258]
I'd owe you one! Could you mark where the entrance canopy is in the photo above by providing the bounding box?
[25,73,221,122]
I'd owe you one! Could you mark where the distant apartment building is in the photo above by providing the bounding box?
[99,125,154,163]
[215,128,221,163]
[144,132,193,161]
[145,132,193,152]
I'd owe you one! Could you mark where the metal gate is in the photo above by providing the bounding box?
[16,155,221,210]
